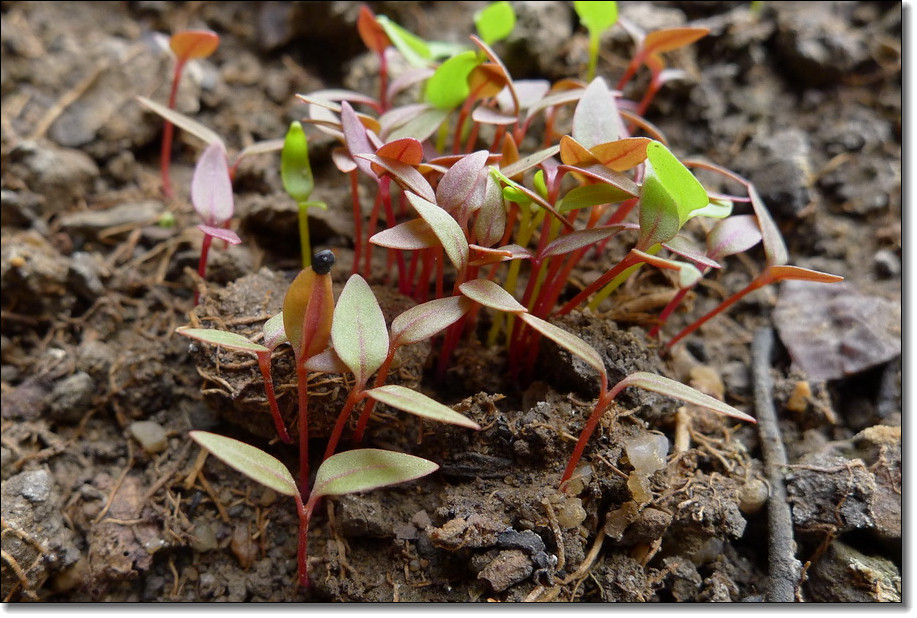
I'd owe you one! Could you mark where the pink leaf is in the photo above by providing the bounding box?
[197,224,241,245]
[191,142,234,226]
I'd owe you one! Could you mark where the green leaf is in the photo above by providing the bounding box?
[611,372,756,423]
[474,1,516,45]
[332,275,389,385]
[638,141,708,246]
[574,1,619,35]
[425,50,483,110]
[189,431,298,497]
[459,279,527,314]
[520,313,607,381]
[365,385,480,429]
[312,448,439,498]
[376,16,433,67]
[281,121,314,204]
[405,192,469,274]
[558,184,632,212]
[390,296,473,346]
[176,326,269,354]
[688,197,733,220]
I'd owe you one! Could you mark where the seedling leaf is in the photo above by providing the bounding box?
[366,385,481,429]
[574,1,619,35]
[558,184,633,212]
[391,296,473,346]
[356,154,435,203]
[176,327,269,354]
[613,372,755,423]
[376,16,433,67]
[520,314,607,381]
[638,141,708,246]
[437,151,491,216]
[282,121,314,204]
[474,1,515,45]
[370,218,439,250]
[262,313,287,350]
[572,77,624,148]
[170,30,220,60]
[192,142,234,226]
[405,192,469,273]
[196,224,241,245]
[426,50,483,110]
[136,96,223,146]
[540,225,627,259]
[460,279,527,314]
[312,448,439,498]
[332,275,389,384]
[357,6,391,54]
[643,27,709,56]
[282,267,334,359]
[189,431,298,497]
[706,214,762,260]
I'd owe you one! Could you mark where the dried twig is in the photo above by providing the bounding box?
[752,327,802,602]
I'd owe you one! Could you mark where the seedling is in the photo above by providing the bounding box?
[282,121,327,268]
[282,250,336,490]
[190,141,241,304]
[190,431,438,587]
[574,1,619,81]
[160,29,220,198]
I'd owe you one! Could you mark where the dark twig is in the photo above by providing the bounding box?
[752,327,802,602]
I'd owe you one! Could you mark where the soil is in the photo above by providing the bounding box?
[0,0,902,604]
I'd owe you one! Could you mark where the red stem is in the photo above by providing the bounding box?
[555,249,645,316]
[364,188,383,278]
[351,349,397,445]
[295,493,314,588]
[160,59,186,199]
[560,373,612,485]
[665,272,771,348]
[256,351,292,444]
[323,387,365,461]
[195,233,213,305]
[349,171,362,277]
[296,360,310,493]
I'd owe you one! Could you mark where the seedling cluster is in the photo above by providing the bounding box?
[153,1,843,589]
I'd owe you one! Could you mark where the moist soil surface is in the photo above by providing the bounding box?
[1,1,902,603]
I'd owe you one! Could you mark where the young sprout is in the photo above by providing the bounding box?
[282,249,336,490]
[574,1,619,81]
[190,431,438,588]
[160,29,220,198]
[282,121,327,269]
[191,141,240,305]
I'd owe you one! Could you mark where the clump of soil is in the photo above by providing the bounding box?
[1,1,900,604]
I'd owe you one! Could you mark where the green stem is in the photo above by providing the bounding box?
[298,202,312,269]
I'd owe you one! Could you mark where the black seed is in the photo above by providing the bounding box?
[312,249,335,275]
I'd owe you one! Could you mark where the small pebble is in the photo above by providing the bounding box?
[129,420,168,454]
